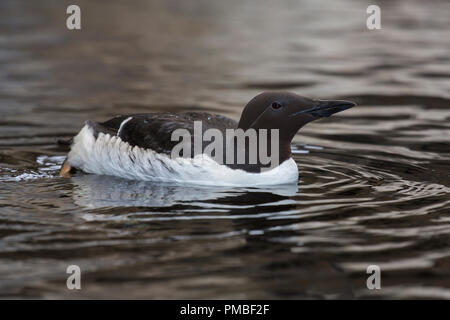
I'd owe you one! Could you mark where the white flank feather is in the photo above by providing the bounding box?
[67,124,299,186]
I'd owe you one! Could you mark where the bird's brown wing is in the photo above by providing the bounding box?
[97,112,238,156]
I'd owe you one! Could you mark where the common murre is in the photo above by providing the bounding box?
[59,92,355,186]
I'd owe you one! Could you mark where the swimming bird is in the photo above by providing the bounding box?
[59,92,355,186]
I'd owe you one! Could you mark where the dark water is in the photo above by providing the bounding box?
[1,0,450,299]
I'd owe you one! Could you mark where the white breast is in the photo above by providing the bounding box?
[67,124,299,186]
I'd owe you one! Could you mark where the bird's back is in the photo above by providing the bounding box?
[91,112,238,156]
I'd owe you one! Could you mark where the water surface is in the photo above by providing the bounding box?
[0,0,449,299]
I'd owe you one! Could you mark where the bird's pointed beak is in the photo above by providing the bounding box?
[290,100,356,118]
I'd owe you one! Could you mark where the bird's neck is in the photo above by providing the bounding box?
[224,130,292,173]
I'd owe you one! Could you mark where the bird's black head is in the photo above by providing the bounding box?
[238,91,356,142]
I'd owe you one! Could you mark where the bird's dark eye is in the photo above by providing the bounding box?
[271,102,282,110]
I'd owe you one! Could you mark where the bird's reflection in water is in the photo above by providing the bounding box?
[70,174,298,210]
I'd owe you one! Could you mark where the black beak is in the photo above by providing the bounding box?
[290,100,356,118]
